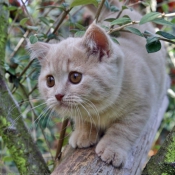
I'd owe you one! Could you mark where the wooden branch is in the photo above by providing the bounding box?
[52,95,169,175]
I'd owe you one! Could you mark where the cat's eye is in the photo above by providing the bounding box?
[69,71,82,84]
[46,75,55,87]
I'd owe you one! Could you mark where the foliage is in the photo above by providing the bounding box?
[0,0,175,173]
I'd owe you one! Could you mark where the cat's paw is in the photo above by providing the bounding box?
[69,130,99,148]
[95,140,127,167]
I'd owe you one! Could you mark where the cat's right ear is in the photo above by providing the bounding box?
[26,41,50,63]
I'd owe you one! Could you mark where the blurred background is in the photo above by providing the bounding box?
[0,0,175,173]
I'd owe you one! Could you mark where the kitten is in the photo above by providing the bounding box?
[27,2,167,167]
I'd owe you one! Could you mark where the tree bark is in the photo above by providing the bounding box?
[0,0,50,174]
[142,126,175,175]
[52,95,169,175]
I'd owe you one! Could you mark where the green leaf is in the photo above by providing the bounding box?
[152,18,174,26]
[29,35,38,44]
[104,18,116,22]
[125,27,143,37]
[156,31,175,40]
[39,17,50,26]
[20,18,29,26]
[7,6,18,11]
[140,12,161,25]
[74,31,85,37]
[141,2,150,7]
[171,18,175,24]
[146,37,161,53]
[111,16,131,26]
[122,5,128,10]
[3,156,13,162]
[75,23,86,30]
[104,0,110,9]
[111,37,120,44]
[18,55,30,61]
[110,5,119,12]
[70,0,98,8]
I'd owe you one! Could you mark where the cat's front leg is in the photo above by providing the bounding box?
[96,116,146,167]
[69,120,99,148]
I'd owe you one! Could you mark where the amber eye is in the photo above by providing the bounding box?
[69,72,82,84]
[46,75,55,87]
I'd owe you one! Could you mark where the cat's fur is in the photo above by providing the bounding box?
[27,1,167,167]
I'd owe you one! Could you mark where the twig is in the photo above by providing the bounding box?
[21,0,35,25]
[110,0,130,29]
[9,30,29,61]
[28,84,38,96]
[108,20,139,34]
[55,118,69,161]
[158,37,175,44]
[18,59,35,79]
[163,12,175,18]
[95,0,106,23]
[46,8,72,42]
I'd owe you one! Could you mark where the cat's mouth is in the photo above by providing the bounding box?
[60,102,69,108]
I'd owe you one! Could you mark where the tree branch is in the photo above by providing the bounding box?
[0,1,50,174]
[52,95,169,175]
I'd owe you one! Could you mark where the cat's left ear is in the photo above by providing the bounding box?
[83,23,111,60]
[26,41,50,62]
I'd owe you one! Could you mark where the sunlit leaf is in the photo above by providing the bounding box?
[122,5,128,10]
[111,16,131,26]
[7,6,18,11]
[20,18,29,26]
[140,12,161,25]
[3,156,13,162]
[70,0,98,8]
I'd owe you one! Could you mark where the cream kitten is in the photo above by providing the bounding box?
[27,2,167,168]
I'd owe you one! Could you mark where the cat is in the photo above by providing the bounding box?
[27,0,168,168]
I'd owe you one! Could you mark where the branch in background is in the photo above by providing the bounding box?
[108,11,175,45]
[0,1,50,174]
[108,20,140,34]
[55,119,69,161]
[21,0,35,25]
[95,0,106,23]
[46,7,72,42]
[110,0,130,30]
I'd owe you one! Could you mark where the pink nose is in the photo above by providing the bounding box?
[55,94,64,101]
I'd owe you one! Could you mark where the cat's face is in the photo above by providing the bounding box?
[28,24,124,119]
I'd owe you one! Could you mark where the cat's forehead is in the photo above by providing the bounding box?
[46,38,89,72]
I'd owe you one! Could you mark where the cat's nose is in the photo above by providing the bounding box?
[55,94,64,101]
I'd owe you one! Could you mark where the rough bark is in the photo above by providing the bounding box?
[0,0,50,174]
[52,95,169,175]
[142,126,175,175]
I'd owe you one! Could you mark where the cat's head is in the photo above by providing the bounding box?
[27,23,124,119]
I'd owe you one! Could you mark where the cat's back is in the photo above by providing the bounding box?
[112,9,167,104]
